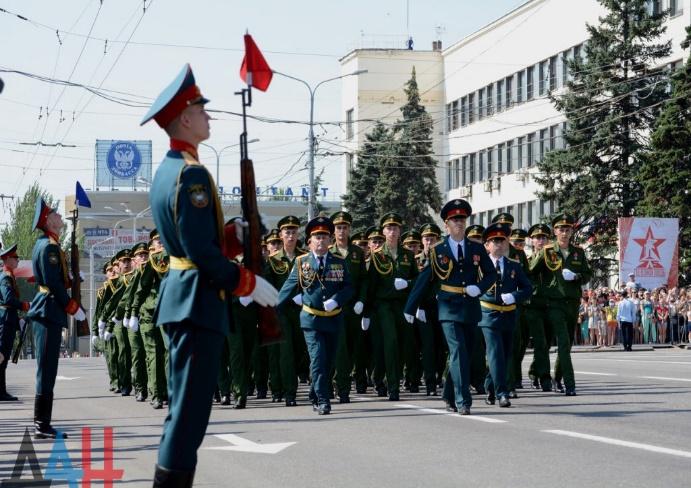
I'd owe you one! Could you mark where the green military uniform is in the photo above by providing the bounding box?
[91,262,118,391]
[124,242,149,401]
[364,213,419,401]
[506,229,530,393]
[229,292,258,408]
[329,211,367,402]
[98,262,121,392]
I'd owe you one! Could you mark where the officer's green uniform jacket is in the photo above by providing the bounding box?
[123,267,143,320]
[27,235,76,328]
[478,258,532,330]
[329,243,367,305]
[405,237,496,323]
[96,278,117,326]
[364,243,418,315]
[277,251,354,332]
[509,246,530,273]
[131,250,168,322]
[265,248,307,289]
[0,270,25,356]
[91,284,107,335]
[101,271,135,332]
[414,251,440,310]
[150,149,244,334]
[529,241,592,300]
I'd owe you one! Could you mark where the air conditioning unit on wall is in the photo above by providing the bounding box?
[516,168,530,183]
[492,178,501,191]
[483,180,493,192]
[459,185,472,198]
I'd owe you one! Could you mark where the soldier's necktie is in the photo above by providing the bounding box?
[318,256,325,278]
[457,243,463,262]
[496,259,502,302]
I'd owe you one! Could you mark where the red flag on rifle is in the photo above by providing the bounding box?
[239,33,273,91]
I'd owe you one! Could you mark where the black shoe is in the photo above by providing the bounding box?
[474,386,486,395]
[459,406,471,415]
[109,386,116,392]
[33,394,67,440]
[256,389,267,400]
[388,391,399,401]
[426,384,437,396]
[541,380,553,392]
[135,392,146,402]
[271,394,283,403]
[317,404,331,415]
[485,394,496,405]
[409,384,419,393]
[508,390,518,399]
[565,388,576,396]
[151,399,163,409]
[0,391,18,401]
[220,395,231,406]
[554,380,564,394]
[233,397,247,409]
[213,390,221,403]
[338,394,350,404]
[113,388,121,394]
[531,378,540,390]
[152,464,195,488]
[285,398,297,407]
[121,387,132,397]
[499,396,511,408]
[376,387,388,397]
[355,386,367,394]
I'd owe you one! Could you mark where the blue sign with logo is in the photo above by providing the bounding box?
[106,141,142,178]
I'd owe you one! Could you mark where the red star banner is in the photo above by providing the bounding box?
[618,217,679,289]
[240,34,273,92]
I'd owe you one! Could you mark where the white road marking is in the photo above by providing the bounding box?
[574,371,617,376]
[55,376,80,381]
[203,434,295,454]
[396,403,508,423]
[640,376,691,383]
[543,430,691,459]
[577,358,691,365]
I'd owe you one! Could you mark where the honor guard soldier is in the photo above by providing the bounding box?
[0,244,30,401]
[351,231,369,255]
[265,228,282,255]
[124,242,150,402]
[364,213,419,401]
[91,261,117,391]
[278,217,353,414]
[329,211,367,402]
[477,224,532,407]
[525,224,554,391]
[465,224,484,244]
[141,64,278,486]
[365,226,384,258]
[27,199,87,438]
[263,215,308,406]
[507,227,530,394]
[404,199,496,415]
[99,259,121,392]
[401,230,422,256]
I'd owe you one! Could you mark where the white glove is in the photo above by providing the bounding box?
[112,318,122,327]
[98,320,106,332]
[501,293,516,305]
[404,313,415,324]
[562,269,577,281]
[416,308,427,323]
[129,316,139,332]
[292,294,303,306]
[99,329,104,339]
[91,335,99,346]
[72,308,86,321]
[249,275,279,307]
[323,299,338,312]
[123,317,130,328]
[103,331,113,341]
[353,301,364,315]
[361,317,371,330]
[239,296,253,307]
[19,318,25,328]
[466,285,481,297]
[394,278,408,291]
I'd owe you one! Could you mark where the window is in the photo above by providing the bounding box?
[346,108,354,140]
[506,140,513,173]
[487,147,493,180]
[529,200,538,226]
[496,79,504,112]
[517,136,525,169]
[497,143,504,174]
[461,156,468,186]
[486,84,494,116]
[549,56,557,91]
[505,76,513,108]
[573,44,581,64]
[527,133,534,167]
[461,96,468,127]
[527,66,534,100]
[670,0,682,16]
[517,71,524,104]
[478,150,485,181]
[539,60,548,96]
[532,132,540,166]
[451,100,459,131]
[452,159,460,188]
[562,50,570,85]
[468,93,475,124]
[478,88,485,121]
[539,128,548,161]
[517,202,526,228]
[468,153,476,184]
[346,153,354,175]
[550,124,558,150]
[446,161,452,191]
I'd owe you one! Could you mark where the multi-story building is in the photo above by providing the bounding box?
[340,0,690,230]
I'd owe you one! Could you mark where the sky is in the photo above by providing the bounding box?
[0,0,526,222]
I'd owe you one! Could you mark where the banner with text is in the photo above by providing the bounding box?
[83,228,152,258]
[618,217,679,289]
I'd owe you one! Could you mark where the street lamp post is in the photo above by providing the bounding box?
[200,139,259,192]
[275,69,367,219]
[133,206,151,243]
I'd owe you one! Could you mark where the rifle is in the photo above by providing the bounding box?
[70,208,90,337]
[236,87,282,346]
[11,318,28,364]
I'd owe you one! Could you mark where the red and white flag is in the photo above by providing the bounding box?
[239,33,273,91]
[618,217,679,289]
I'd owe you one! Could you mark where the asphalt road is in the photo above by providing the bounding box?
[1,347,690,487]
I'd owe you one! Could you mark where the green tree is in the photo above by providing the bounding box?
[1,183,62,258]
[374,67,442,229]
[342,122,390,229]
[637,26,691,286]
[535,0,671,281]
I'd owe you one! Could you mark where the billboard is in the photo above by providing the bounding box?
[83,227,152,259]
[618,217,679,289]
[95,140,152,190]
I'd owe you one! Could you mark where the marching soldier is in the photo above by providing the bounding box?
[264,215,308,406]
[124,242,149,402]
[277,216,353,414]
[329,211,366,403]
[131,230,169,409]
[0,244,30,401]
[404,199,496,415]
[466,223,488,394]
[91,262,115,391]
[27,198,87,438]
[98,259,121,392]
[465,224,484,245]
[351,231,369,256]
[141,63,278,485]
[364,213,418,401]
[477,223,532,407]
[507,227,530,395]
[401,230,422,256]
[265,228,282,255]
[525,224,554,391]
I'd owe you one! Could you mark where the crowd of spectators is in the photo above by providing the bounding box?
[573,274,691,348]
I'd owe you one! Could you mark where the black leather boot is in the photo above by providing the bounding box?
[0,367,18,401]
[34,393,67,439]
[152,464,195,487]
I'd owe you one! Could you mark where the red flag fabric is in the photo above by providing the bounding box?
[240,34,273,91]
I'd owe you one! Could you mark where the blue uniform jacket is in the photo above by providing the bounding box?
[478,257,532,330]
[404,237,496,324]
[27,235,74,328]
[0,271,24,354]
[278,251,353,332]
[150,149,241,334]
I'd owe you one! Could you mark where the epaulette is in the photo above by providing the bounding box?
[507,257,520,263]
[543,243,555,249]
